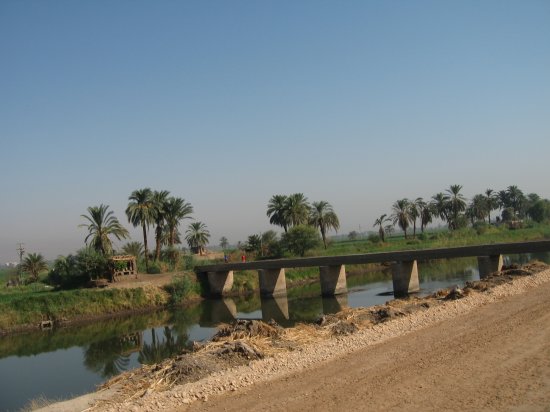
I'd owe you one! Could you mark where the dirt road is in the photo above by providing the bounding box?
[181,278,550,412]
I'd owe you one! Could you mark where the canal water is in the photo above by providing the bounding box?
[1,253,547,411]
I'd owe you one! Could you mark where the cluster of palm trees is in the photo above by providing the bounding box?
[80,188,210,271]
[377,185,542,240]
[266,193,340,248]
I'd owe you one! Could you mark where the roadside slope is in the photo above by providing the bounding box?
[182,274,550,412]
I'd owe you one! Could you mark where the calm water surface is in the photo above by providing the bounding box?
[1,253,547,411]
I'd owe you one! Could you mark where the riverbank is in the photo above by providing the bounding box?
[37,261,550,411]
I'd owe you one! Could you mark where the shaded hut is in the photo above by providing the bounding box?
[109,255,137,282]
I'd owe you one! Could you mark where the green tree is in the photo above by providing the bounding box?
[416,198,432,233]
[267,194,289,233]
[390,199,411,239]
[309,200,340,249]
[431,192,449,224]
[506,185,526,218]
[373,214,389,242]
[446,185,467,230]
[219,236,229,250]
[151,190,171,262]
[20,252,48,282]
[126,188,155,271]
[121,241,144,258]
[80,204,129,256]
[527,199,550,223]
[245,234,262,255]
[281,225,321,257]
[185,222,210,255]
[470,194,489,223]
[286,193,310,227]
[484,189,498,224]
[164,196,193,247]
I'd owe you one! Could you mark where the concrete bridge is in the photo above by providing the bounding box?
[195,240,550,298]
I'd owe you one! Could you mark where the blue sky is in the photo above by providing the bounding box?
[1,1,549,262]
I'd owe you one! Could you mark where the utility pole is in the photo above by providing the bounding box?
[17,243,25,283]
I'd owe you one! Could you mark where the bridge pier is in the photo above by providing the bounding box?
[477,255,503,278]
[320,265,347,296]
[207,270,233,297]
[259,268,287,297]
[391,260,419,298]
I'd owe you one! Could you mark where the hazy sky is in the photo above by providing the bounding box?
[1,1,549,262]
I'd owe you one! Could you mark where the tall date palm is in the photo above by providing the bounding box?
[391,199,411,239]
[152,190,170,261]
[267,195,289,233]
[164,197,194,247]
[309,201,340,249]
[126,188,155,271]
[80,204,129,256]
[185,222,210,255]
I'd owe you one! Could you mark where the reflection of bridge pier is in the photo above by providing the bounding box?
[199,298,237,327]
[261,294,289,323]
[322,294,349,314]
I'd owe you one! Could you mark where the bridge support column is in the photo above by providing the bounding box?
[392,260,419,298]
[320,265,347,296]
[207,271,233,297]
[477,255,503,279]
[259,268,287,297]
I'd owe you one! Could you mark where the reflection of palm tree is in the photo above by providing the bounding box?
[83,337,132,378]
[138,327,188,365]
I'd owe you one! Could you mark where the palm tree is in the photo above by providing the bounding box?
[286,193,310,227]
[506,185,526,218]
[122,241,144,258]
[445,185,467,230]
[267,195,289,232]
[415,198,432,233]
[80,204,129,256]
[484,189,498,224]
[164,197,194,247]
[470,194,489,223]
[20,252,48,282]
[185,222,210,255]
[409,200,421,238]
[219,236,229,249]
[151,190,171,262]
[126,188,155,271]
[431,192,449,224]
[390,199,411,239]
[373,214,389,242]
[309,201,340,248]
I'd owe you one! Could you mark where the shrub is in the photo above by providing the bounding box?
[367,233,381,244]
[281,225,321,257]
[164,275,198,305]
[147,263,161,274]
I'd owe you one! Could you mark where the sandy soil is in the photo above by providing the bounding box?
[38,265,550,412]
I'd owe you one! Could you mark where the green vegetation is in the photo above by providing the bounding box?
[0,287,169,332]
[80,204,129,255]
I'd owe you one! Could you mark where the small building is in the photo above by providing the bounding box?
[109,255,137,282]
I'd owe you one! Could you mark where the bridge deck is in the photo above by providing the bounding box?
[195,240,550,273]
